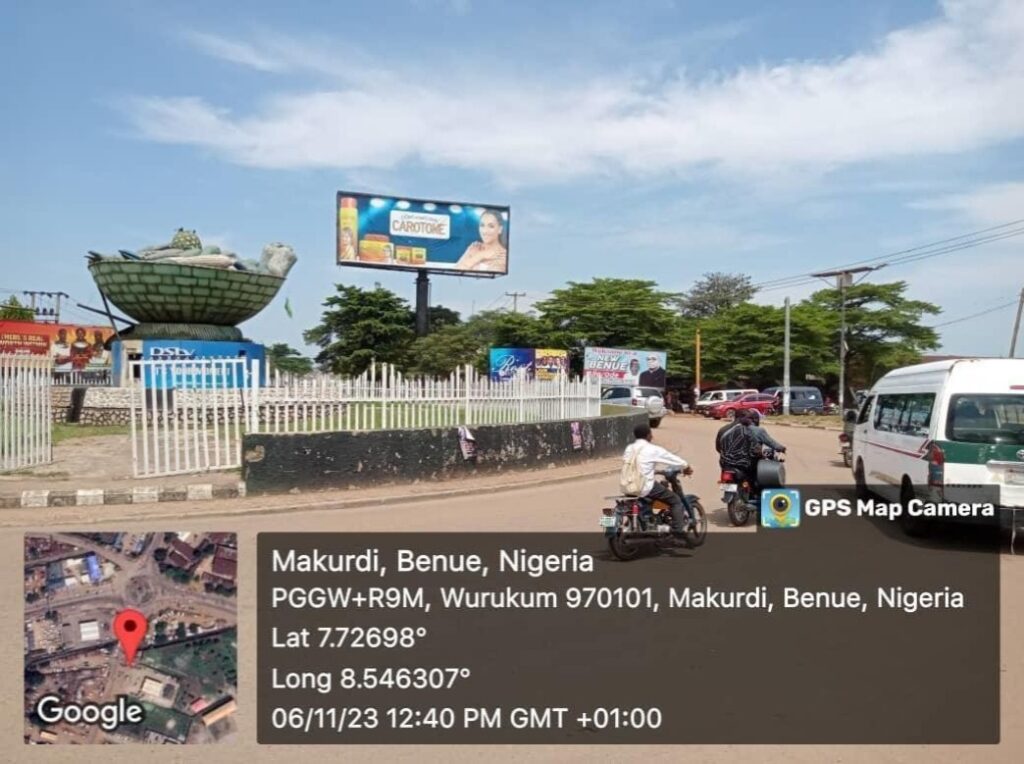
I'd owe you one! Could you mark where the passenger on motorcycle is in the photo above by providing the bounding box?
[747,409,786,453]
[716,409,786,495]
[622,422,696,534]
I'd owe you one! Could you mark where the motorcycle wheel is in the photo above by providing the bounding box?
[684,500,708,547]
[608,517,641,561]
[727,498,751,526]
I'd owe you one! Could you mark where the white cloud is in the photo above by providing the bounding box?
[180,31,288,73]
[134,1,1024,186]
[911,182,1024,226]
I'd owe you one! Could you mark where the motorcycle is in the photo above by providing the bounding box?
[720,447,787,526]
[840,409,856,469]
[600,468,707,561]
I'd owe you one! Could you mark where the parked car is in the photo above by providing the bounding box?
[601,385,668,427]
[762,386,825,415]
[708,393,778,421]
[694,389,758,416]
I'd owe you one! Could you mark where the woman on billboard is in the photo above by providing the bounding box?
[457,209,507,272]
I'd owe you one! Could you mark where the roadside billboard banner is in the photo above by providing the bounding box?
[534,348,568,381]
[0,320,115,372]
[583,347,668,388]
[337,192,510,276]
[489,348,534,382]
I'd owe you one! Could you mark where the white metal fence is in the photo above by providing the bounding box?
[129,359,602,478]
[0,355,53,472]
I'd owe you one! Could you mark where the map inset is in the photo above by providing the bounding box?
[24,532,238,745]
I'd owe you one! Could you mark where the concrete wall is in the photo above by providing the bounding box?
[243,411,646,493]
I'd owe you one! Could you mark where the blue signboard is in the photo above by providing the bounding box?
[112,340,267,389]
[489,348,535,382]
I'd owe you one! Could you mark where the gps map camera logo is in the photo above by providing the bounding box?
[761,489,801,528]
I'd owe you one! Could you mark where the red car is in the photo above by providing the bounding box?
[708,393,777,421]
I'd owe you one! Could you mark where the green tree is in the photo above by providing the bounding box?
[266,343,314,375]
[533,279,680,351]
[676,272,757,319]
[426,305,461,330]
[304,285,415,375]
[806,281,940,392]
[407,324,482,377]
[0,296,33,321]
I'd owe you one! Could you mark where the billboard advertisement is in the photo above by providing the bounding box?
[488,348,534,382]
[534,348,569,381]
[584,347,667,388]
[0,320,115,375]
[337,192,510,276]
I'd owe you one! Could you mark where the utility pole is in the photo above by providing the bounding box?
[694,327,701,399]
[811,266,879,413]
[783,297,791,416]
[1011,287,1024,358]
[505,291,526,313]
[21,291,69,323]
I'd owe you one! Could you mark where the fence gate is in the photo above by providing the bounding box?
[129,357,258,478]
[0,355,53,472]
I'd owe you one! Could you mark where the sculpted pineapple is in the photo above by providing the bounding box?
[170,228,202,250]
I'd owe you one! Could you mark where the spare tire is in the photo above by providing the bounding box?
[757,459,786,488]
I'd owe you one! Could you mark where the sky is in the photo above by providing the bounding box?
[3,0,1024,357]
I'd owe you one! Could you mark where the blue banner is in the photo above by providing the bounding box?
[338,192,510,276]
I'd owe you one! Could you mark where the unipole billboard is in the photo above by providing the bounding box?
[337,192,510,278]
[583,347,668,388]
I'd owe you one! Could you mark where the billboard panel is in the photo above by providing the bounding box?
[488,348,534,382]
[584,347,667,388]
[337,192,509,276]
[534,348,568,381]
[0,320,115,373]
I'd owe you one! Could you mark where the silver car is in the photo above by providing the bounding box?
[601,386,667,428]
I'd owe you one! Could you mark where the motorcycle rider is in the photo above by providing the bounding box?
[716,409,785,495]
[622,422,696,535]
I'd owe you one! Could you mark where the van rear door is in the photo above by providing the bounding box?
[940,393,1024,508]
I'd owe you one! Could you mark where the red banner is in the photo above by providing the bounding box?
[0,320,115,370]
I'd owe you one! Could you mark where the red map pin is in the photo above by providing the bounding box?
[113,609,147,666]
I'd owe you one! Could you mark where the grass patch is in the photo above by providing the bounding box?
[140,627,237,697]
[52,423,130,443]
[769,414,842,427]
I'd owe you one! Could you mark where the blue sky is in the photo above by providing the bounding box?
[3,0,1024,357]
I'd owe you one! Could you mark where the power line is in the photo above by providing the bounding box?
[928,300,1019,329]
[754,220,1024,292]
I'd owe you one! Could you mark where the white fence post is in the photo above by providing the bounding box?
[0,355,53,472]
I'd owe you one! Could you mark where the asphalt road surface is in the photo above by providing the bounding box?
[4,415,1021,762]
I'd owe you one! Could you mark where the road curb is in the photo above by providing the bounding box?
[0,482,248,509]
[771,422,842,432]
[0,463,619,512]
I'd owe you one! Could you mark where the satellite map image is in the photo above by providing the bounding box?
[23,532,238,745]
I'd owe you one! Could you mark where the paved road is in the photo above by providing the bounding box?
[4,415,1021,762]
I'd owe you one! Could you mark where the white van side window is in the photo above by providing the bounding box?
[904,394,935,436]
[874,395,906,432]
[857,396,875,425]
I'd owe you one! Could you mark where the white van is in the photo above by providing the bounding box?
[695,389,758,416]
[851,358,1024,533]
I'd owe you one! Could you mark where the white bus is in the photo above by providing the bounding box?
[851,358,1024,534]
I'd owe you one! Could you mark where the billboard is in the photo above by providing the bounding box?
[534,348,569,381]
[337,192,510,276]
[488,348,534,382]
[0,320,115,374]
[584,347,667,388]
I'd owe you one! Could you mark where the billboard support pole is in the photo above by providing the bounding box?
[415,271,430,337]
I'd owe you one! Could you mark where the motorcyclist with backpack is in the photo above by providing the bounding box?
[621,422,696,536]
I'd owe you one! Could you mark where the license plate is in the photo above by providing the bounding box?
[1006,467,1024,486]
[599,515,618,528]
[720,483,737,493]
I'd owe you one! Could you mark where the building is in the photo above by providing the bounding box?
[201,698,237,727]
[203,545,237,588]
[166,538,197,570]
[79,620,100,642]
